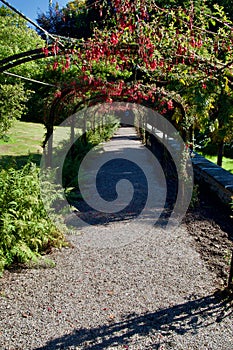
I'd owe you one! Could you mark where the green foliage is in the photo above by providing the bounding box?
[0,163,66,275]
[37,1,97,39]
[189,184,200,209]
[0,83,30,136]
[213,92,233,143]
[0,6,46,128]
[0,6,45,76]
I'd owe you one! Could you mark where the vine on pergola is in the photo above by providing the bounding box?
[41,0,233,160]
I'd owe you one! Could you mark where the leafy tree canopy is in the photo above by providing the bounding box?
[0,6,45,77]
[0,6,46,134]
[37,0,100,39]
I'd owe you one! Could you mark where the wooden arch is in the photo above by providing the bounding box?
[0,44,75,73]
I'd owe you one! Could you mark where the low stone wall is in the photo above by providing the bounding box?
[192,152,233,206]
[141,124,233,207]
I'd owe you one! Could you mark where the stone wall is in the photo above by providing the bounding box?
[192,152,233,206]
[142,124,233,207]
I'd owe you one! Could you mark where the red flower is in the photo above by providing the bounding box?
[190,37,196,47]
[53,61,59,70]
[42,47,49,57]
[128,24,135,33]
[150,61,157,71]
[54,91,61,98]
[110,33,119,45]
[167,100,174,110]
[106,97,113,103]
[159,60,164,67]
[161,108,167,115]
[52,44,59,55]
[146,40,153,49]
[65,56,70,69]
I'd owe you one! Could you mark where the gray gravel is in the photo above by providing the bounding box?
[0,128,232,350]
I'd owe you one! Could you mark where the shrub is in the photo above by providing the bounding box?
[0,163,66,275]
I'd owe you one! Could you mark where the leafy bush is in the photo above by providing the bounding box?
[0,163,66,275]
[0,83,29,137]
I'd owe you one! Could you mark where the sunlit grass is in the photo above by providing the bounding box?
[0,121,80,168]
[0,120,44,156]
[0,120,79,156]
[199,153,233,174]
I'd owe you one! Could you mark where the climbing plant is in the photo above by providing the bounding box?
[38,1,232,167]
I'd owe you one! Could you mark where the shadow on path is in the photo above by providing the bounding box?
[35,292,232,350]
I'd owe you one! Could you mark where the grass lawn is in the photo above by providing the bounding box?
[198,153,233,174]
[0,121,79,169]
[0,121,44,156]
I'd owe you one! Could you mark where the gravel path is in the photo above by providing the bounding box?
[0,128,232,350]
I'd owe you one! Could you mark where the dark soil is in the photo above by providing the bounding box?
[184,185,233,287]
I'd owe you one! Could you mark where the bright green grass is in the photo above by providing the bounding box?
[199,153,233,174]
[0,121,45,156]
[0,121,77,155]
[0,121,80,168]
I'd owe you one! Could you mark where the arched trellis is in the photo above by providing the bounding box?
[0,34,191,170]
[1,40,231,166]
[1,0,233,165]
[42,77,189,168]
[0,44,75,73]
[43,86,79,166]
[0,48,54,73]
[1,41,232,76]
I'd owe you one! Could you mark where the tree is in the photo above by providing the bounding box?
[211,90,233,166]
[0,6,45,135]
[37,1,98,39]
[0,83,29,135]
[0,6,44,77]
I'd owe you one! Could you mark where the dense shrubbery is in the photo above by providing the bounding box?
[0,163,66,275]
[0,120,119,275]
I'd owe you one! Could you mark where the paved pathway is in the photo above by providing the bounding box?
[67,127,167,248]
[0,128,232,350]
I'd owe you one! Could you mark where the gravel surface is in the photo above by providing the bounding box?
[0,128,232,350]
